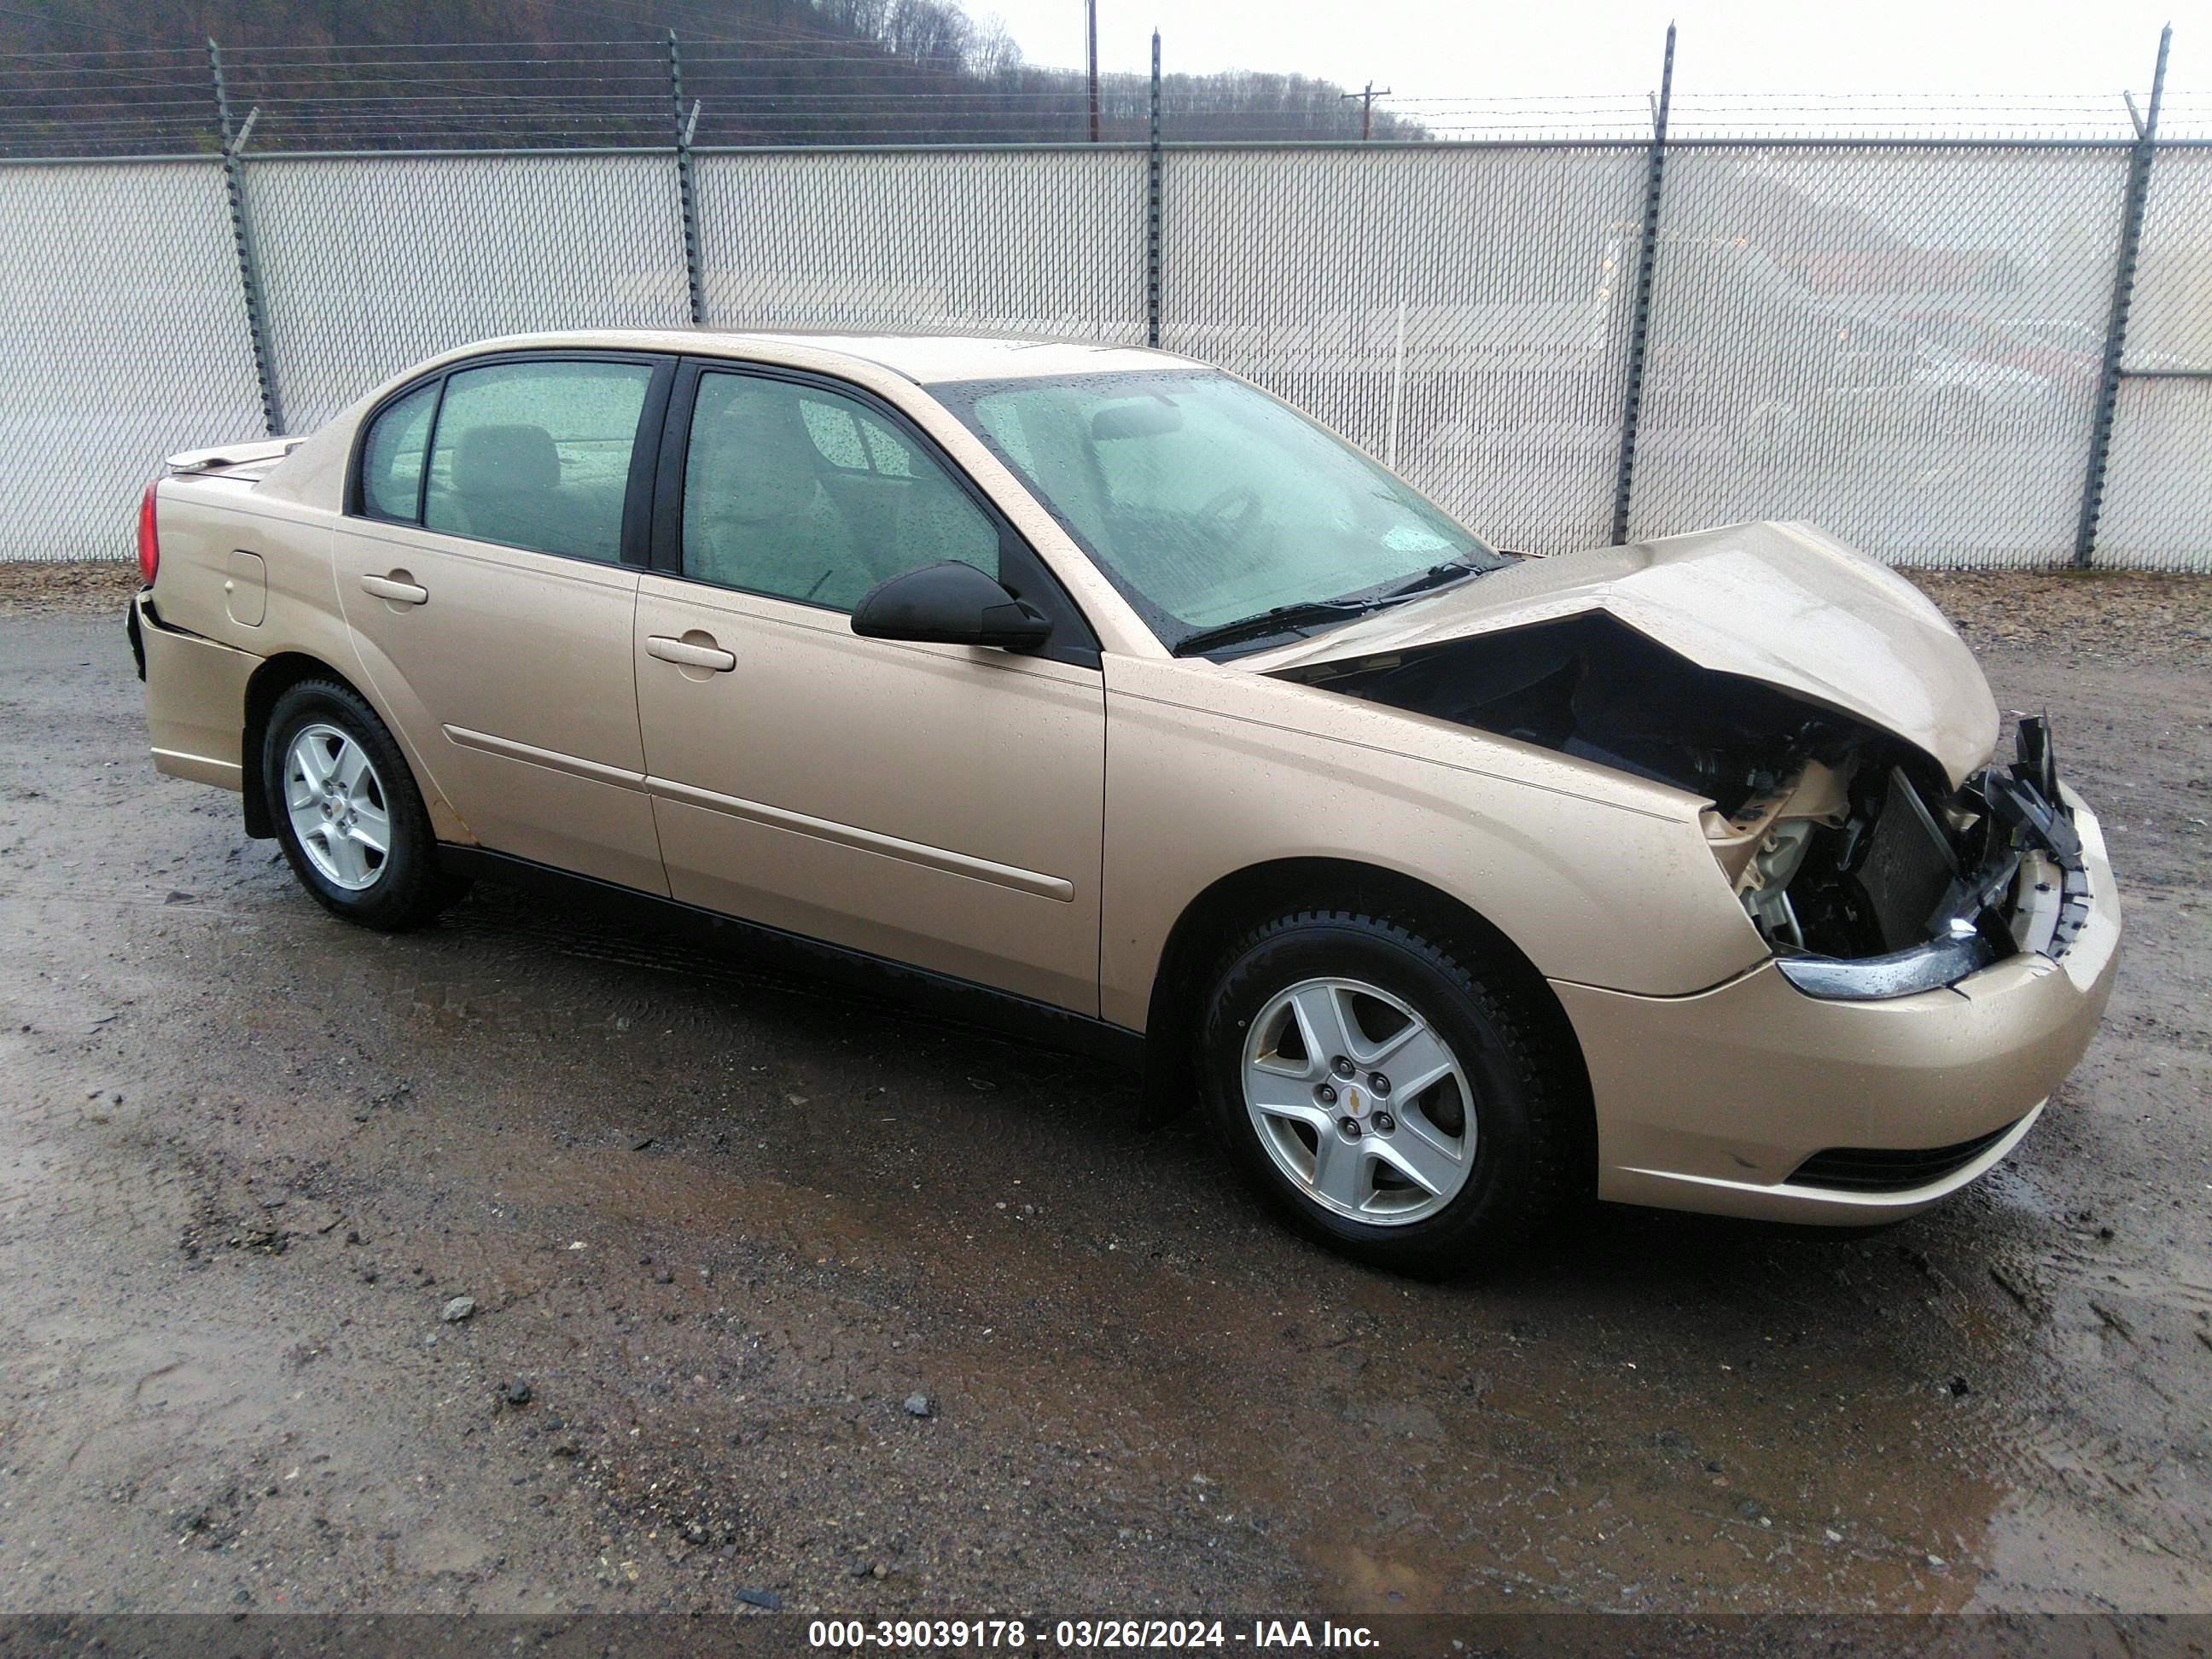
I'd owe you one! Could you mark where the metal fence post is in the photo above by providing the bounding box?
[1608,22,1674,546]
[2073,25,2169,568]
[207,38,282,436]
[668,30,707,327]
[1146,30,1162,348]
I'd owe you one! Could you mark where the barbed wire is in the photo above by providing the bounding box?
[0,37,2203,156]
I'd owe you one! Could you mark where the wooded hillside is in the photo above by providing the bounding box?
[0,0,1428,153]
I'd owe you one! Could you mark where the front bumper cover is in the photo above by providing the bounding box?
[1554,775,2120,1224]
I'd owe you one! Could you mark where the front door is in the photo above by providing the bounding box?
[331,352,671,894]
[632,364,1105,1014]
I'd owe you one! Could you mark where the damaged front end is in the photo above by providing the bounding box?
[1755,713,2091,1000]
[1277,612,2090,1001]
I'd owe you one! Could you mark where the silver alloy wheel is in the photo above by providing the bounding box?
[1242,975,1475,1225]
[284,722,392,893]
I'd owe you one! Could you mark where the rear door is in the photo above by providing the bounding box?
[632,361,1106,1014]
[331,351,673,894]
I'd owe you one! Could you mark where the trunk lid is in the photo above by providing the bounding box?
[1241,520,2000,789]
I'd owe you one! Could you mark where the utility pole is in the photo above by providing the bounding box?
[1341,79,1391,140]
[1086,0,1101,142]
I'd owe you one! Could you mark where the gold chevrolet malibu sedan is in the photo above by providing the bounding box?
[130,330,2122,1270]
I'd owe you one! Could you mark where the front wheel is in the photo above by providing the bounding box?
[1199,910,1581,1273]
[261,679,464,931]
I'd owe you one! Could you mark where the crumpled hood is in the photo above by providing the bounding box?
[1240,520,2000,790]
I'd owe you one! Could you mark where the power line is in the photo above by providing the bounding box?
[1339,79,1391,140]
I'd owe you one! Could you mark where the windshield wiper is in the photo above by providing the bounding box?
[1173,598,1373,657]
[1172,555,1496,658]
[1367,553,1491,605]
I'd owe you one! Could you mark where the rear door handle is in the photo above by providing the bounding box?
[360,573,428,605]
[646,633,736,672]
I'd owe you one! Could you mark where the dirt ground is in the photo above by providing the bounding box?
[0,564,2205,1621]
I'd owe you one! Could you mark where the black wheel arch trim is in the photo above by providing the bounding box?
[1136,856,1594,1140]
[239,650,422,841]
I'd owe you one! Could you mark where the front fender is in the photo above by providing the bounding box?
[1098,655,1767,1030]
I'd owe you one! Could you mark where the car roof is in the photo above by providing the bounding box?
[740,329,1186,383]
[458,327,1192,385]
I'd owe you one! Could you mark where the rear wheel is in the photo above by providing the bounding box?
[1199,909,1580,1273]
[261,679,463,931]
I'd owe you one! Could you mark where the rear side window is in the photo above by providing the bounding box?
[421,359,654,563]
[358,381,439,522]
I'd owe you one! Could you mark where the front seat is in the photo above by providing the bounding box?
[685,395,864,606]
[449,423,562,552]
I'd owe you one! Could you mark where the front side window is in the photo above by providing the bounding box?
[419,359,654,562]
[681,372,997,611]
[934,370,1503,651]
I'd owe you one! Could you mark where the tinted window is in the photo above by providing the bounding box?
[422,359,653,562]
[358,381,439,522]
[683,373,996,611]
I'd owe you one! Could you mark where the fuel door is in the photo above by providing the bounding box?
[224,550,267,627]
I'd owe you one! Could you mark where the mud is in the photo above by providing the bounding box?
[0,579,2206,1615]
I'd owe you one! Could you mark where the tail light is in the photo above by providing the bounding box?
[136,480,160,585]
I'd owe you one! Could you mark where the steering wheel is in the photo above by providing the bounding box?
[1195,484,1265,545]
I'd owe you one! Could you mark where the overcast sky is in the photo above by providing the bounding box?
[981,0,2190,112]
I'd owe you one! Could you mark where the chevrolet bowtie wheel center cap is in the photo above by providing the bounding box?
[1243,977,1478,1227]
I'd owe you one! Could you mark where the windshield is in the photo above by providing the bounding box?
[931,370,1503,653]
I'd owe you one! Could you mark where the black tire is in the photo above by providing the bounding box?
[1197,908,1581,1275]
[260,678,465,932]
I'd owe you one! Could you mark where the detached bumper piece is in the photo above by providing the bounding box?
[135,591,259,790]
[1776,921,1990,1001]
[1789,1116,2026,1192]
[1776,716,2086,1003]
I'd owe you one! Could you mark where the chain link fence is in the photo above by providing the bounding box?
[2,127,2207,569]
[2100,147,2212,568]
[691,147,1147,338]
[0,159,264,566]
[1622,144,2131,566]
[1161,145,1647,552]
[244,152,693,424]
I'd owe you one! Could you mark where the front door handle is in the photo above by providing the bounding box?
[360,572,428,606]
[646,633,736,673]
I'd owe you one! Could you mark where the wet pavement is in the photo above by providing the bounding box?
[0,593,2206,1616]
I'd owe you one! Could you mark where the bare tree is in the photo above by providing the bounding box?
[969,10,1022,79]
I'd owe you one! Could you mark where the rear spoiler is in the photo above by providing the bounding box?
[164,437,302,474]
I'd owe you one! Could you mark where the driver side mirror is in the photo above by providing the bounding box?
[851,560,1052,653]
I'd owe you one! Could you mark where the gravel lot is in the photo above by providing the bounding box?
[0,563,2205,1619]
